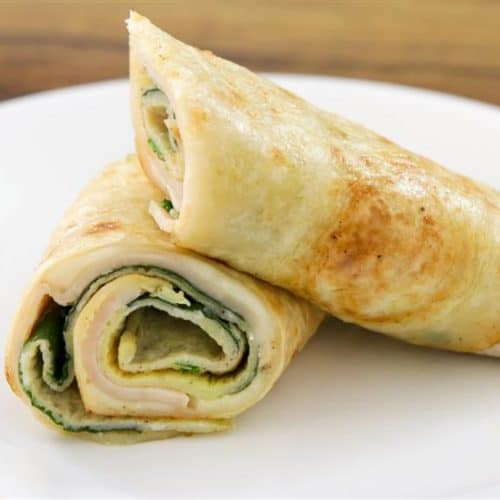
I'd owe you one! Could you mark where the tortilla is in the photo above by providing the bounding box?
[4,156,324,443]
[129,11,499,354]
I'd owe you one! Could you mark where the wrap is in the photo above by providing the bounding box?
[129,12,500,355]
[4,156,323,443]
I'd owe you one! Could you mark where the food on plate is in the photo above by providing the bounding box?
[4,156,324,443]
[129,12,499,355]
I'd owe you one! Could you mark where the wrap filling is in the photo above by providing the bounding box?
[19,266,258,434]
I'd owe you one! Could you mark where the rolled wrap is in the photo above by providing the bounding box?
[4,156,324,443]
[129,12,500,355]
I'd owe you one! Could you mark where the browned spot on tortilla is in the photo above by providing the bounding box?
[330,145,346,163]
[423,215,435,225]
[329,184,392,275]
[271,147,285,163]
[84,221,121,235]
[230,87,247,105]
[191,107,208,128]
[303,179,460,324]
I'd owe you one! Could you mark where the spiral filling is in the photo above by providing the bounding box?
[18,266,259,434]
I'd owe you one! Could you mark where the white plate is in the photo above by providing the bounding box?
[0,76,499,498]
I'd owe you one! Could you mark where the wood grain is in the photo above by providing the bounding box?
[0,0,499,104]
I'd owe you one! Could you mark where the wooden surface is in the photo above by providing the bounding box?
[0,1,499,105]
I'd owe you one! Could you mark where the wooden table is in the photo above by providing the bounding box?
[1,1,499,105]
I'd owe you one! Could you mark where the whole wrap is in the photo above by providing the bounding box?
[129,12,499,355]
[5,156,324,443]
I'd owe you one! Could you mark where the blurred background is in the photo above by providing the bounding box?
[0,0,499,104]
